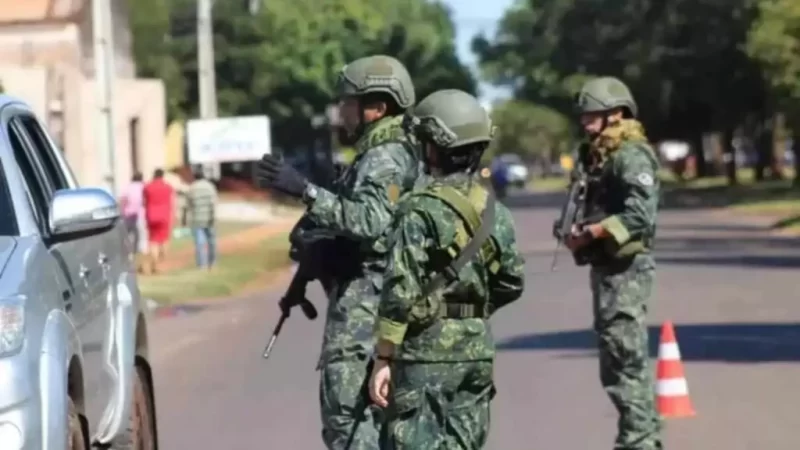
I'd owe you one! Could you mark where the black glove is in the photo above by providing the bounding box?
[257,154,308,198]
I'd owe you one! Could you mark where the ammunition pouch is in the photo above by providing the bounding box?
[413,183,501,322]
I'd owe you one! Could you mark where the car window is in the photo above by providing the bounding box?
[499,154,522,164]
[9,120,57,235]
[17,115,74,190]
[0,156,18,236]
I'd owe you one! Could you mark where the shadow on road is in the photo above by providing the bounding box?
[655,236,800,251]
[656,223,768,233]
[497,322,800,362]
[653,235,800,268]
[657,254,800,269]
[503,191,565,209]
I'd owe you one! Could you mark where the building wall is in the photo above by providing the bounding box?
[0,66,49,120]
[78,0,136,77]
[0,65,166,193]
[0,0,162,194]
[0,23,81,70]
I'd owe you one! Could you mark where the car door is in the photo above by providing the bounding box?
[10,113,115,435]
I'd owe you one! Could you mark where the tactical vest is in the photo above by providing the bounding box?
[333,115,422,263]
[582,143,658,262]
[409,182,501,320]
[344,115,420,193]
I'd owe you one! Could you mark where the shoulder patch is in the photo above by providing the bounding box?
[637,173,654,186]
[387,184,400,204]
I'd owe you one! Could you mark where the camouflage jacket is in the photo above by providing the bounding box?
[305,114,420,364]
[579,119,661,252]
[376,173,525,362]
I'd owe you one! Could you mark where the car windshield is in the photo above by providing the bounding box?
[499,154,522,164]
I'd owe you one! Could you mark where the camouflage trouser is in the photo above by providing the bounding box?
[387,360,495,449]
[590,253,662,450]
[319,357,385,450]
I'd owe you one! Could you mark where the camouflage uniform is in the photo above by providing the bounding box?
[574,77,662,450]
[305,55,420,450]
[375,90,526,449]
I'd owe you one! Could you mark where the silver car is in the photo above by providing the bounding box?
[0,96,158,449]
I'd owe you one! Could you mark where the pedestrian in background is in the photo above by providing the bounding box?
[120,171,146,272]
[184,167,218,269]
[143,168,174,274]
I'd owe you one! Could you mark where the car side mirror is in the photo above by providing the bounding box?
[48,188,120,241]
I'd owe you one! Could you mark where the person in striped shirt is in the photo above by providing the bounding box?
[183,168,218,269]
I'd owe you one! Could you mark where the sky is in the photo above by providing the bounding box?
[442,0,514,105]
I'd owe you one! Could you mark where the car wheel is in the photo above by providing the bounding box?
[68,398,86,450]
[110,365,156,450]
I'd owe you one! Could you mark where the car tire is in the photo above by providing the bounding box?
[68,398,87,450]
[109,365,157,450]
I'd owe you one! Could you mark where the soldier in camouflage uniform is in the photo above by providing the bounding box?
[367,89,525,449]
[564,76,662,450]
[257,55,420,449]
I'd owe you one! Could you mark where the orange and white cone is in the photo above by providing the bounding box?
[655,321,696,418]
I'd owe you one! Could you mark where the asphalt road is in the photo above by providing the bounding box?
[149,192,800,449]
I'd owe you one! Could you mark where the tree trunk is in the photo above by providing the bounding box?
[754,125,769,182]
[794,138,800,187]
[770,113,786,180]
[723,128,738,185]
[690,133,706,178]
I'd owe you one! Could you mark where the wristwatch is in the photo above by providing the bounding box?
[302,183,319,205]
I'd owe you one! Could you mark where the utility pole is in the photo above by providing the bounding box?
[197,0,219,179]
[92,0,117,195]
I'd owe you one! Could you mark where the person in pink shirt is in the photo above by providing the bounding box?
[120,172,146,271]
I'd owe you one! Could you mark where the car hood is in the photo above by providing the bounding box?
[0,237,16,277]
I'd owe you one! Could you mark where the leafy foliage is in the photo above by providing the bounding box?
[128,0,476,151]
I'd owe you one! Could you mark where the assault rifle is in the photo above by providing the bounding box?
[261,265,318,359]
[261,218,327,360]
[262,215,360,360]
[550,169,589,271]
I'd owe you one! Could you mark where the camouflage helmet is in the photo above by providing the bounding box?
[336,55,415,109]
[575,76,638,118]
[410,89,494,149]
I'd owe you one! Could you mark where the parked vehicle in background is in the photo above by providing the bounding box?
[0,96,158,449]
[497,153,529,188]
[489,159,509,199]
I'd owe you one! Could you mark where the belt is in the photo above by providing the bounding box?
[438,302,487,319]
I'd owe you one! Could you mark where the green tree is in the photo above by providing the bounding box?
[487,99,573,167]
[473,0,769,184]
[126,0,186,121]
[127,0,475,150]
[747,0,800,185]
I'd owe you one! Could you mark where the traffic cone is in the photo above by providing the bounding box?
[655,321,696,418]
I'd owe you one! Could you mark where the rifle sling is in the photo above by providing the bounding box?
[420,184,497,299]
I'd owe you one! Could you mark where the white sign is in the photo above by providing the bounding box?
[186,115,271,164]
[658,140,690,162]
